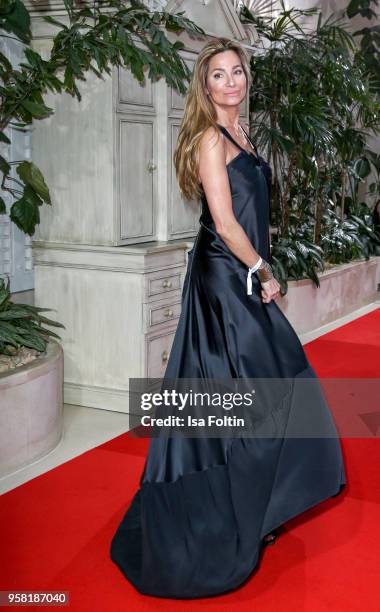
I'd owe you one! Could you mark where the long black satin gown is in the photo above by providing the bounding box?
[110,124,346,599]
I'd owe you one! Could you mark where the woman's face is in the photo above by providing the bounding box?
[205,50,247,109]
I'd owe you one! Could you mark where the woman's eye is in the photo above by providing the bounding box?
[213,69,242,79]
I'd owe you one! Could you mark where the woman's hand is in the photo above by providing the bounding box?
[260,277,281,303]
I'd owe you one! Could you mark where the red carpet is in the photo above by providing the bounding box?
[1,308,379,611]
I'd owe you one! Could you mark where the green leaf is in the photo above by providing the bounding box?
[308,266,321,287]
[172,41,185,50]
[13,331,47,352]
[9,303,55,315]
[285,247,298,264]
[9,121,29,130]
[64,65,74,90]
[0,0,31,44]
[0,155,11,175]
[33,326,62,340]
[16,161,51,204]
[0,307,36,320]
[62,0,75,14]
[9,195,40,236]
[0,131,11,144]
[271,255,287,279]
[23,184,44,207]
[43,15,68,30]
[0,196,6,214]
[33,314,65,329]
[23,47,43,70]
[0,321,26,345]
[0,284,11,310]
[20,99,54,119]
[0,51,12,73]
[0,329,21,348]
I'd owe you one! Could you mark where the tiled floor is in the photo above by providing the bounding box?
[1,300,379,496]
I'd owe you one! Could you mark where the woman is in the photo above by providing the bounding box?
[110,37,346,599]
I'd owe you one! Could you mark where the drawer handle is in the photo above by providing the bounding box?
[162,279,172,288]
[147,160,157,173]
[164,308,174,317]
[162,350,169,363]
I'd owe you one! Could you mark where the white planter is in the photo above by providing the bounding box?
[0,340,64,478]
[277,256,380,334]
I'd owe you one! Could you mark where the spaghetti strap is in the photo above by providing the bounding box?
[239,124,260,157]
[217,123,259,161]
[216,123,246,152]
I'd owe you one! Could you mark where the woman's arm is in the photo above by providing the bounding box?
[198,126,280,302]
[198,126,261,269]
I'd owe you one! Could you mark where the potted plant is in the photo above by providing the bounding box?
[0,276,65,477]
[238,0,380,296]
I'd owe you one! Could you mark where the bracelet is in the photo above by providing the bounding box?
[246,257,273,295]
[246,257,262,295]
[256,260,274,283]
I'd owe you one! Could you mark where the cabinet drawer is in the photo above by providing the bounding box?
[145,271,182,299]
[146,329,176,378]
[147,299,182,329]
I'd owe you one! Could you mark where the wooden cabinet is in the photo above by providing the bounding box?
[114,51,201,245]
[32,240,191,413]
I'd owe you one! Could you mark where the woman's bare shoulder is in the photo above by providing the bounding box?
[199,125,223,152]
[200,125,223,146]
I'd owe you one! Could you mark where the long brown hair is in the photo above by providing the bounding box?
[173,37,251,201]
